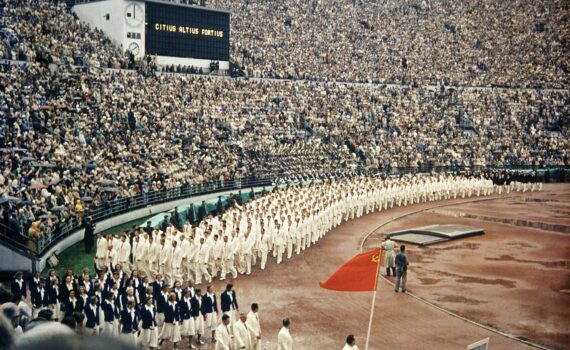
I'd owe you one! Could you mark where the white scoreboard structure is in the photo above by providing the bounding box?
[72,0,230,70]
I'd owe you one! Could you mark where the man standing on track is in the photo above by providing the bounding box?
[381,236,397,277]
[395,245,409,293]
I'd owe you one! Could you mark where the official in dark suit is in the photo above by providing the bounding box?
[395,245,409,293]
[84,216,95,253]
[170,207,181,230]
[187,204,197,225]
[198,201,207,222]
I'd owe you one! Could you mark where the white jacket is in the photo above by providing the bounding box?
[234,320,252,349]
[96,237,108,259]
[245,311,261,339]
[197,243,210,264]
[171,246,184,268]
[119,241,131,262]
[215,323,232,350]
[278,327,293,350]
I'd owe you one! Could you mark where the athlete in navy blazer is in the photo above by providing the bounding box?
[179,294,192,321]
[31,281,50,309]
[140,299,157,329]
[156,286,169,314]
[101,296,116,322]
[201,290,218,314]
[84,297,100,330]
[120,303,139,333]
[190,292,203,318]
[64,293,81,317]
[11,272,27,298]
[220,284,238,313]
[164,299,181,323]
[48,282,61,306]
[151,277,165,301]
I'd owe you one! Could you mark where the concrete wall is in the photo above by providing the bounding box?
[0,243,33,272]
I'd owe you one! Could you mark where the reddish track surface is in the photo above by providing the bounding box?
[157,184,570,350]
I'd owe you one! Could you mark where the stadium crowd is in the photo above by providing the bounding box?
[0,0,566,349]
[0,0,567,260]
[0,173,539,349]
[1,0,569,88]
[0,0,123,68]
[211,0,569,88]
[0,61,568,250]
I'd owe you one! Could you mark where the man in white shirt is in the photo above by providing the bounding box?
[342,335,360,350]
[196,237,212,284]
[220,235,237,280]
[210,233,224,279]
[147,236,160,278]
[95,234,108,270]
[215,314,232,350]
[119,234,132,275]
[132,234,141,271]
[245,303,261,350]
[184,235,199,284]
[137,234,149,278]
[257,228,270,270]
[171,240,184,283]
[381,236,397,277]
[159,239,173,285]
[278,318,293,350]
[242,232,255,275]
[234,312,252,350]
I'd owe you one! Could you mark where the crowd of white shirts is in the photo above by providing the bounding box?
[95,173,539,286]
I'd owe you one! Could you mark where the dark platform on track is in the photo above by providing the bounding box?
[387,224,484,246]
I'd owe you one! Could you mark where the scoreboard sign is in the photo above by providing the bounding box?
[145,1,230,61]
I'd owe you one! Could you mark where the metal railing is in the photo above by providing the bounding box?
[33,175,276,255]
[0,166,568,259]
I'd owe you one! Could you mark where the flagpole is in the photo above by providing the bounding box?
[365,249,383,350]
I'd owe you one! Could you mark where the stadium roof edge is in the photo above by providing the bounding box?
[141,0,231,15]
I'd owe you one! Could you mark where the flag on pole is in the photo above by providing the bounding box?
[319,248,382,292]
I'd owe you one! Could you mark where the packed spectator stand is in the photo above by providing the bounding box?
[0,0,568,261]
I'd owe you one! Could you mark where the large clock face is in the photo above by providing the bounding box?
[124,3,144,27]
[128,42,140,56]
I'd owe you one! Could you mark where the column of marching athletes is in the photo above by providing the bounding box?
[26,172,541,349]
